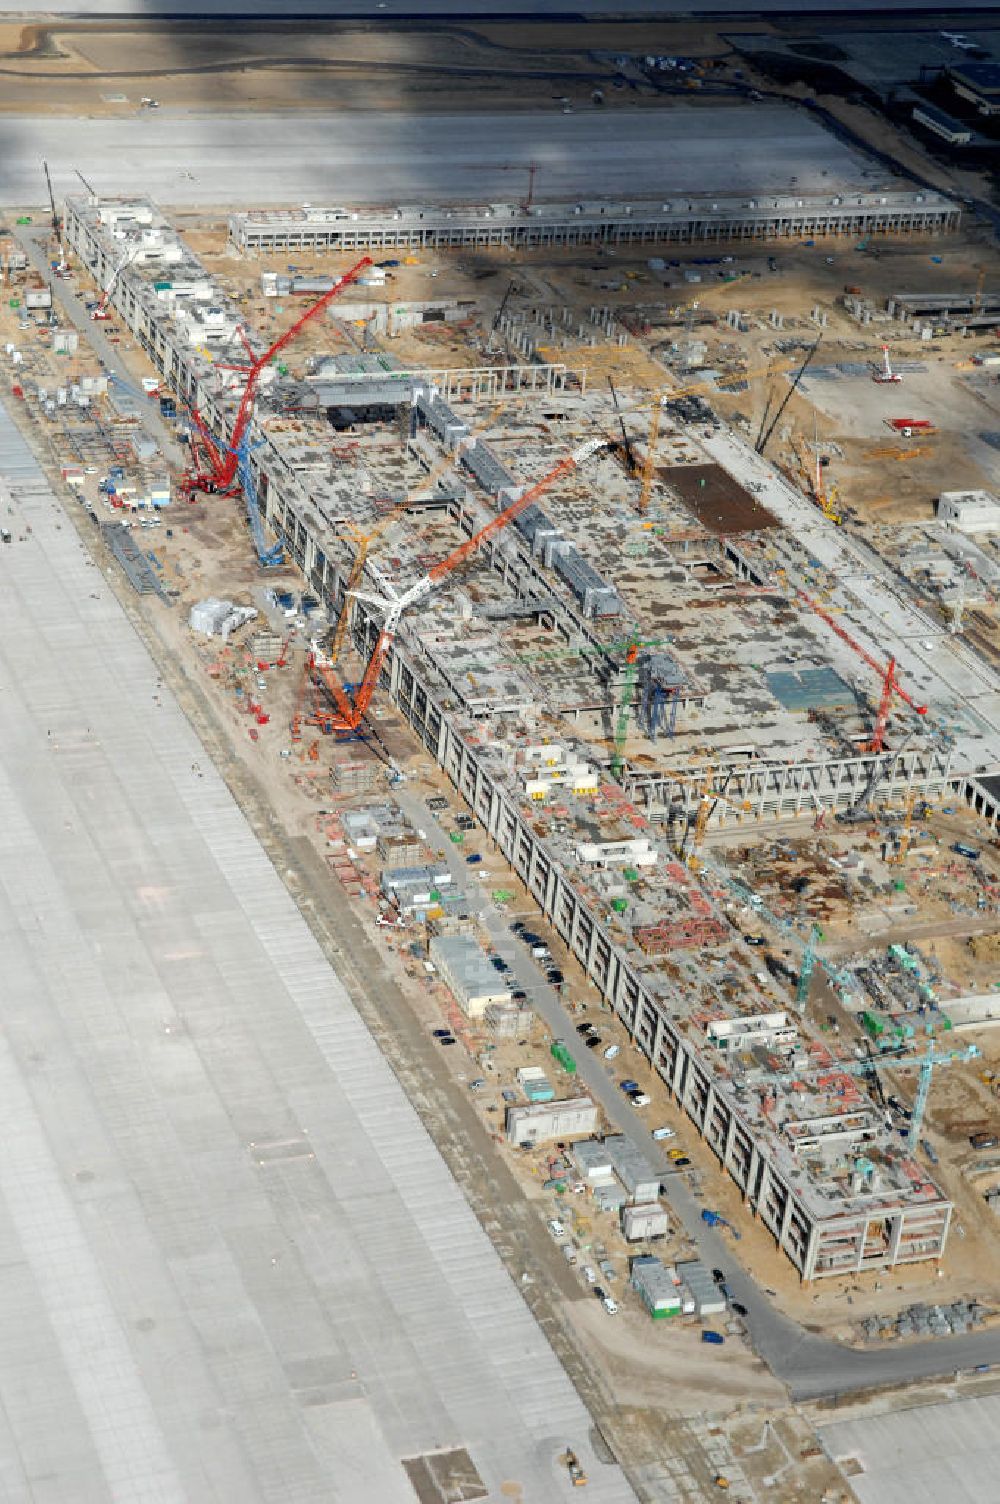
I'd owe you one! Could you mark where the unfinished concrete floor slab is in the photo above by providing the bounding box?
[0,401,635,1503]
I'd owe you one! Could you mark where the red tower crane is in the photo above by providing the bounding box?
[867,655,898,754]
[797,590,928,746]
[184,255,373,496]
[311,438,607,732]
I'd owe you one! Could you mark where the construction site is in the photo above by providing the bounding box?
[8,134,1000,1498]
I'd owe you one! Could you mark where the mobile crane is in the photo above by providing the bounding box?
[311,438,607,732]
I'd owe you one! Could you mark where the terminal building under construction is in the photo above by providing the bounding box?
[64,191,958,1281]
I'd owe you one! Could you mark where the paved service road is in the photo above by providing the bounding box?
[16,227,186,470]
[0,414,636,1503]
[0,106,877,207]
[398,790,1000,1402]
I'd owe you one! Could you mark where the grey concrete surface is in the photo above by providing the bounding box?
[1,106,884,208]
[820,1392,1000,1503]
[0,405,636,1503]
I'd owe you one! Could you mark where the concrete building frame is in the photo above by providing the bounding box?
[228,191,961,257]
[63,194,953,1282]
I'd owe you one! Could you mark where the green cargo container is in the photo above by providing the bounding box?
[449,830,464,843]
[612,897,628,914]
[623,867,639,883]
[860,1011,885,1040]
[550,1042,577,1075]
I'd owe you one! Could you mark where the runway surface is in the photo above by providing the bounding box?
[0,404,635,1502]
[0,105,885,207]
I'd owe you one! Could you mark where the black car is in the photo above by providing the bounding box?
[575,1022,593,1035]
[432,1029,452,1039]
[511,989,528,1001]
[593,1286,607,1303]
[585,1037,601,1049]
[439,1036,458,1047]
[712,1268,725,1286]
[490,956,510,973]
[510,921,525,935]
[731,1301,748,1318]
[546,969,565,986]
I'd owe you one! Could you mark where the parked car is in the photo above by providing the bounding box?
[548,1218,566,1238]
[593,1286,607,1303]
[671,1156,692,1168]
[431,1028,451,1039]
[575,1022,593,1035]
[619,1079,640,1094]
[562,1243,577,1265]
[970,1132,999,1150]
[666,1148,687,1161]
[585,1037,601,1049]
[731,1301,748,1318]
[630,1093,651,1108]
[921,1137,939,1165]
[602,1296,618,1315]
[545,968,565,986]
[465,853,482,865]
[652,1126,676,1141]
[712,1268,726,1286]
[701,1331,725,1345]
[469,1078,486,1090]
[582,1265,597,1285]
[603,1044,620,1060]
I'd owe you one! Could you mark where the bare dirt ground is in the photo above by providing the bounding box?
[0,17,761,116]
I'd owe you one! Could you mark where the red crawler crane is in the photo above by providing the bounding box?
[797,589,928,750]
[311,439,607,733]
[183,255,373,497]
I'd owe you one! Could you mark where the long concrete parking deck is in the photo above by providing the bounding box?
[0,402,635,1502]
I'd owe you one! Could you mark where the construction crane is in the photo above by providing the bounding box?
[866,655,900,754]
[312,439,607,732]
[797,924,823,1011]
[707,863,857,1004]
[872,344,902,384]
[838,1038,980,1144]
[755,338,821,457]
[611,639,641,777]
[42,161,61,256]
[485,279,517,355]
[185,255,372,497]
[790,433,840,524]
[797,589,928,729]
[638,404,661,515]
[325,402,505,674]
[608,377,638,476]
[232,424,282,567]
[92,244,141,320]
